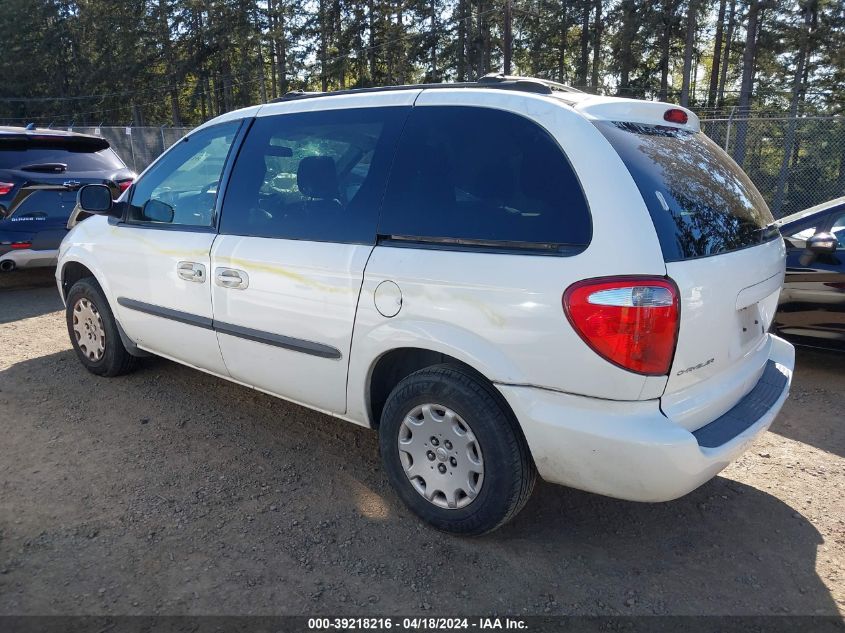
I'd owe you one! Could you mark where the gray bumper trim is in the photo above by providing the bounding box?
[692,360,789,449]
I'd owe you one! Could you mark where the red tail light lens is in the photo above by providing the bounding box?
[0,182,14,196]
[663,108,689,125]
[10,241,32,249]
[117,179,133,194]
[563,277,680,376]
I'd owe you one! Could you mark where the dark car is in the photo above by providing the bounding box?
[0,126,134,272]
[774,196,845,350]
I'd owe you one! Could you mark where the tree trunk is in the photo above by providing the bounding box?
[335,0,345,88]
[772,0,815,216]
[430,0,439,80]
[557,4,569,83]
[732,0,761,165]
[590,0,602,89]
[706,0,726,108]
[158,0,181,125]
[658,0,674,102]
[319,0,328,91]
[253,2,267,103]
[503,0,512,75]
[268,0,277,99]
[617,0,636,96]
[457,0,467,81]
[577,0,590,87]
[717,0,736,108]
[680,0,697,106]
[368,0,377,84]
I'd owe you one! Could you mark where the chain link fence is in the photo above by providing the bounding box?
[700,114,845,219]
[64,125,193,174]
[51,114,845,220]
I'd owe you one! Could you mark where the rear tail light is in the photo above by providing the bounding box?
[116,179,133,194]
[0,182,14,196]
[663,108,689,125]
[563,277,680,376]
[10,241,32,249]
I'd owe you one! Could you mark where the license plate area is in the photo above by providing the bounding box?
[738,303,766,348]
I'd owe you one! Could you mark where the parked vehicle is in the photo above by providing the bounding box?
[0,126,134,272]
[774,197,845,351]
[57,76,794,534]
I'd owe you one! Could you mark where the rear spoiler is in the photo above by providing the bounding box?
[0,132,110,153]
[571,96,700,133]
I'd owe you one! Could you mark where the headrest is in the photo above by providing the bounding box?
[297,156,338,200]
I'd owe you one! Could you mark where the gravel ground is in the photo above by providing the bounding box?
[0,268,843,616]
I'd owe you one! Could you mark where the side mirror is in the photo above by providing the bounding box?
[807,232,838,254]
[77,184,113,214]
[142,199,175,223]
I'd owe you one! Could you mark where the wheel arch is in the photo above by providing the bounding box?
[60,260,100,302]
[364,346,521,434]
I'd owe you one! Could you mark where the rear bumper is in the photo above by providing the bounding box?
[0,248,58,269]
[497,334,795,502]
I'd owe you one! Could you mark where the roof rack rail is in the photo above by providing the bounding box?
[477,73,583,94]
[269,74,582,103]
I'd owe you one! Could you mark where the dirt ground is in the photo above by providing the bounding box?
[0,268,843,617]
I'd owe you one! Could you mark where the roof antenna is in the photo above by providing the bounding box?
[25,122,36,130]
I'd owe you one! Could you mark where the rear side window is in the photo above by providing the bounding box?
[379,106,591,253]
[10,190,78,219]
[220,107,409,244]
[597,121,777,261]
[0,139,124,172]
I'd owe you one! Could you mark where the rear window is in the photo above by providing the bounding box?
[597,121,777,261]
[0,139,124,172]
[378,106,591,253]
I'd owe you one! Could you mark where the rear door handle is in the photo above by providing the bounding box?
[177,261,206,283]
[215,267,249,290]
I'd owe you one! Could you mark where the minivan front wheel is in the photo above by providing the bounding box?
[65,278,137,377]
[379,365,536,535]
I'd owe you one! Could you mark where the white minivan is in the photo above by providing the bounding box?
[58,76,794,534]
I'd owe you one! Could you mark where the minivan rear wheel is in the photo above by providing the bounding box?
[379,364,536,535]
[65,278,137,377]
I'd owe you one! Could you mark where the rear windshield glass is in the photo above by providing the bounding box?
[0,146,124,172]
[596,121,777,261]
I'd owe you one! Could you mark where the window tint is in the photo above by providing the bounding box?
[128,121,240,227]
[11,190,77,219]
[788,225,819,242]
[831,213,845,245]
[378,106,590,252]
[0,147,124,171]
[220,107,408,243]
[597,121,777,261]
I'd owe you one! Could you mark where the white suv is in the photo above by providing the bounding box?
[58,76,794,535]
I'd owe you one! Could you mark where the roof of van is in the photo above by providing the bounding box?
[270,74,583,103]
[267,74,700,132]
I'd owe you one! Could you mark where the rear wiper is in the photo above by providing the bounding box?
[18,162,67,173]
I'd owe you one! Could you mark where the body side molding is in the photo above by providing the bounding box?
[117,296,342,360]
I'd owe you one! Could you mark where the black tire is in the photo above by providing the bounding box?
[379,364,536,535]
[65,277,137,377]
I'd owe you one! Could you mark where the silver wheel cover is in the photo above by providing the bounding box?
[398,403,484,509]
[72,297,106,362]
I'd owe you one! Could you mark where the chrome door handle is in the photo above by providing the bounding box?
[177,261,206,283]
[215,267,249,290]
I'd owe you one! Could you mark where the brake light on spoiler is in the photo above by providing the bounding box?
[663,108,689,125]
[563,277,680,376]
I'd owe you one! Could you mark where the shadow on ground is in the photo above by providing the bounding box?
[768,346,845,458]
[0,342,838,616]
[0,268,61,324]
